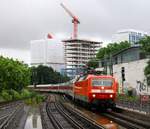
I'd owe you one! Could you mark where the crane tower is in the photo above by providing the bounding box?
[60,3,80,39]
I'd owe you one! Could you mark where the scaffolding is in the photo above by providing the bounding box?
[62,39,102,77]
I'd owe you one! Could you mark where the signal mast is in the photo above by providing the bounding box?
[60,3,80,39]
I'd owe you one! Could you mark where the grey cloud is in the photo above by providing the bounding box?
[0,0,150,50]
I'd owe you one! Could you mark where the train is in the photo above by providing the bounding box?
[30,74,118,108]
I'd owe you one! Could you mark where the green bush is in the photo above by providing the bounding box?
[0,88,45,104]
[10,89,21,100]
[21,89,31,98]
[117,93,139,102]
[36,95,45,103]
[24,94,45,105]
[1,90,12,101]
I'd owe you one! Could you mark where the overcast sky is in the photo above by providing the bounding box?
[0,0,150,63]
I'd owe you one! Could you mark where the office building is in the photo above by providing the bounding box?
[112,29,147,44]
[30,38,65,72]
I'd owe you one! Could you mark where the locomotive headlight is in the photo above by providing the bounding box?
[110,94,113,98]
[92,94,96,98]
[101,86,104,90]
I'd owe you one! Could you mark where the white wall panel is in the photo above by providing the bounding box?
[113,59,149,95]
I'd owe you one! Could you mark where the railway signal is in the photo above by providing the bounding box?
[121,67,125,94]
[121,67,125,81]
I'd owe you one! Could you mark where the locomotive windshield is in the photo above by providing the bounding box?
[92,79,113,87]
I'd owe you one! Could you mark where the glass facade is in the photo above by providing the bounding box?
[129,32,143,44]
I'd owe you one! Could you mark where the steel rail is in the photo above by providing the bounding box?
[111,111,150,128]
[102,111,149,129]
[56,95,106,129]
[0,103,24,129]
[40,103,55,129]
[61,94,149,129]
[46,102,66,129]
[45,95,105,129]
[59,101,106,129]
[55,102,86,129]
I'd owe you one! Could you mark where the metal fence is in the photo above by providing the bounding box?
[116,96,150,114]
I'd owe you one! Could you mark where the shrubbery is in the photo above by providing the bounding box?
[1,90,12,101]
[0,89,45,104]
[117,93,140,102]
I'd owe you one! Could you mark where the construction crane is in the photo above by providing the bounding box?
[60,3,80,39]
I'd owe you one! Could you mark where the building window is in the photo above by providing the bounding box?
[114,57,118,64]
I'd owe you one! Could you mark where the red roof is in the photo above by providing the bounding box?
[47,33,53,39]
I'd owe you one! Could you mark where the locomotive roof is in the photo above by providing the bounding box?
[86,74,114,79]
[76,74,114,82]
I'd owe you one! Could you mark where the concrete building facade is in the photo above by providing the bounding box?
[30,39,65,73]
[113,59,149,95]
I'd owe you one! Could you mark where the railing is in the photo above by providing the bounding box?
[116,96,150,114]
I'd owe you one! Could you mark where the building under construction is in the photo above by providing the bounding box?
[62,39,102,77]
[61,3,102,77]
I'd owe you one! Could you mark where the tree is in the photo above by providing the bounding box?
[0,56,31,92]
[87,58,99,69]
[144,60,150,76]
[139,36,150,56]
[36,65,54,84]
[30,65,70,84]
[139,36,150,77]
[96,41,131,59]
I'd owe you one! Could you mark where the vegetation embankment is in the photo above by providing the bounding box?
[0,89,45,104]
[0,56,69,103]
[0,56,31,102]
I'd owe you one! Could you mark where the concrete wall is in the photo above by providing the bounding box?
[113,59,150,95]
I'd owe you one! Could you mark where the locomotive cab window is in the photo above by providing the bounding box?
[78,75,87,81]
[92,79,113,87]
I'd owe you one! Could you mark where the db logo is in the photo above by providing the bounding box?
[141,95,149,102]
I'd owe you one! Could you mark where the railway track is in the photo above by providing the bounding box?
[0,101,24,129]
[40,95,106,129]
[62,94,150,129]
[41,94,150,129]
[102,109,150,129]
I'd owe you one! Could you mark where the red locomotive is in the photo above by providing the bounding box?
[31,74,118,108]
[73,74,118,108]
